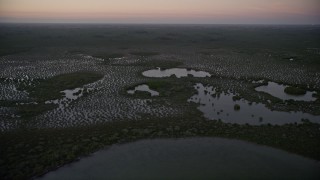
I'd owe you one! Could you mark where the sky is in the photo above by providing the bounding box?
[0,0,319,24]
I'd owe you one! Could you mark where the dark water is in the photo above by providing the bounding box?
[188,83,320,125]
[255,81,316,101]
[142,68,211,78]
[38,138,320,180]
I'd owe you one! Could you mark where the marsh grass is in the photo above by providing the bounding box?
[17,104,57,119]
[20,72,103,101]
[5,72,104,118]
[93,53,125,60]
[146,80,171,90]
[125,79,196,104]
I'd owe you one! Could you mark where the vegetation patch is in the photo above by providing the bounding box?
[146,80,171,90]
[312,92,320,99]
[126,79,194,102]
[234,104,241,111]
[0,100,21,107]
[20,72,103,101]
[232,95,241,101]
[17,104,57,119]
[284,86,306,95]
[5,72,104,118]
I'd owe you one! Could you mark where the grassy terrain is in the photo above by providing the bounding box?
[92,53,125,60]
[1,24,319,67]
[147,80,171,90]
[20,72,103,101]
[17,104,57,120]
[125,79,196,104]
[2,72,104,118]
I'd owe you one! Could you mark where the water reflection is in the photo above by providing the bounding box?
[188,83,319,125]
[142,68,211,78]
[45,88,92,109]
[255,81,316,101]
[127,84,159,96]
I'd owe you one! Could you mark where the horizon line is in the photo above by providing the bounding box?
[1,22,319,26]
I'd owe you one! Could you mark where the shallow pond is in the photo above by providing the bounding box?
[127,84,159,96]
[38,138,320,180]
[142,68,211,78]
[45,87,91,109]
[255,81,317,101]
[188,83,320,125]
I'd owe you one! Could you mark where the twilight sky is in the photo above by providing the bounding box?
[0,0,319,24]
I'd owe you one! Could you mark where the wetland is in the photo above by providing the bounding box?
[0,24,320,179]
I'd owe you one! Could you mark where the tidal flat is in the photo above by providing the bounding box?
[0,24,320,179]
